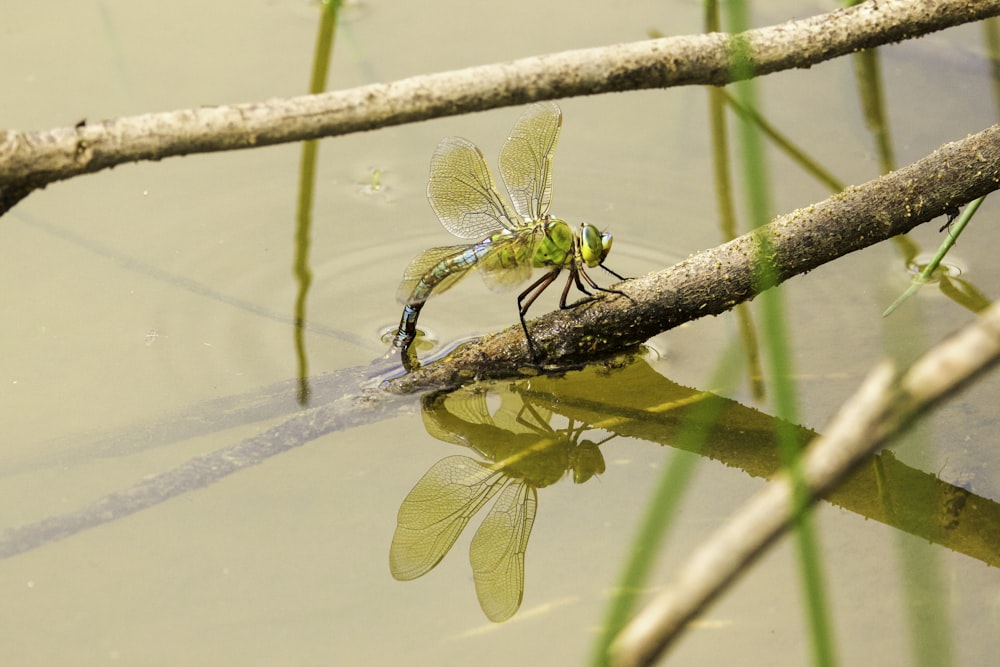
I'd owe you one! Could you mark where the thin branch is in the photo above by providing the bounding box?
[2,0,999,214]
[607,300,1000,667]
[385,122,1000,393]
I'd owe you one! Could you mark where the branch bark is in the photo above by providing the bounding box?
[385,122,1000,393]
[2,0,998,215]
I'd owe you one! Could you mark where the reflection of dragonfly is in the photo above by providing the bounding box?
[389,388,609,622]
[391,102,626,369]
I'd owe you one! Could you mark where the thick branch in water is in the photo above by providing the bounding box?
[387,123,1000,393]
[2,0,998,214]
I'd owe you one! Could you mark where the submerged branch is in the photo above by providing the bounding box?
[387,123,1000,393]
[2,0,999,214]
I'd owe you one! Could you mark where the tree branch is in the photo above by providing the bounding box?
[386,122,1000,393]
[2,0,998,215]
[608,299,1000,667]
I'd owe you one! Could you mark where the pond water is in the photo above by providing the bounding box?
[2,1,999,665]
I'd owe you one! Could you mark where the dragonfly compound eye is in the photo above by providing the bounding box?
[600,231,614,262]
[580,224,609,267]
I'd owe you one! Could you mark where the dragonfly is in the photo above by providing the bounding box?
[389,387,610,622]
[391,101,626,370]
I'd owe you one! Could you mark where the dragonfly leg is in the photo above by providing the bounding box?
[517,268,561,360]
[600,263,628,282]
[558,267,594,309]
[573,268,597,299]
[580,266,633,303]
[513,399,553,434]
[558,266,634,311]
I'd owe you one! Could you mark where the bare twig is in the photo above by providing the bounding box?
[2,0,998,214]
[608,300,1000,667]
[386,123,1000,393]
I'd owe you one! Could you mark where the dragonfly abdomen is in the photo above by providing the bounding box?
[393,240,495,351]
[393,303,423,350]
[409,242,492,304]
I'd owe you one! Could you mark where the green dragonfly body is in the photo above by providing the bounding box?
[392,102,624,369]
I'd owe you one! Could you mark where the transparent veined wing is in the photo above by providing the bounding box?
[395,244,478,304]
[469,481,538,622]
[499,102,562,222]
[422,389,495,447]
[427,137,520,240]
[389,455,507,581]
[475,226,546,293]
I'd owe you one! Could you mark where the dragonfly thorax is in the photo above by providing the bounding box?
[532,217,575,268]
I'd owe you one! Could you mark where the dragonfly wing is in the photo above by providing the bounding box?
[427,137,520,239]
[476,227,544,293]
[395,244,478,304]
[499,102,562,222]
[469,482,538,622]
[390,455,507,581]
[423,390,495,448]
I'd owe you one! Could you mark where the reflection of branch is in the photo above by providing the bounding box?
[388,124,1000,393]
[0,368,407,560]
[2,0,998,214]
[522,366,1000,568]
[609,301,1000,667]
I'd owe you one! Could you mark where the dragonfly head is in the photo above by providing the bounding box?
[579,223,613,268]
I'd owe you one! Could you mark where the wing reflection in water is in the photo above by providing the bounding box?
[390,356,1000,625]
[389,386,609,622]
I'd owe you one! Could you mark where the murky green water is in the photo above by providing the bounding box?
[2,2,999,665]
